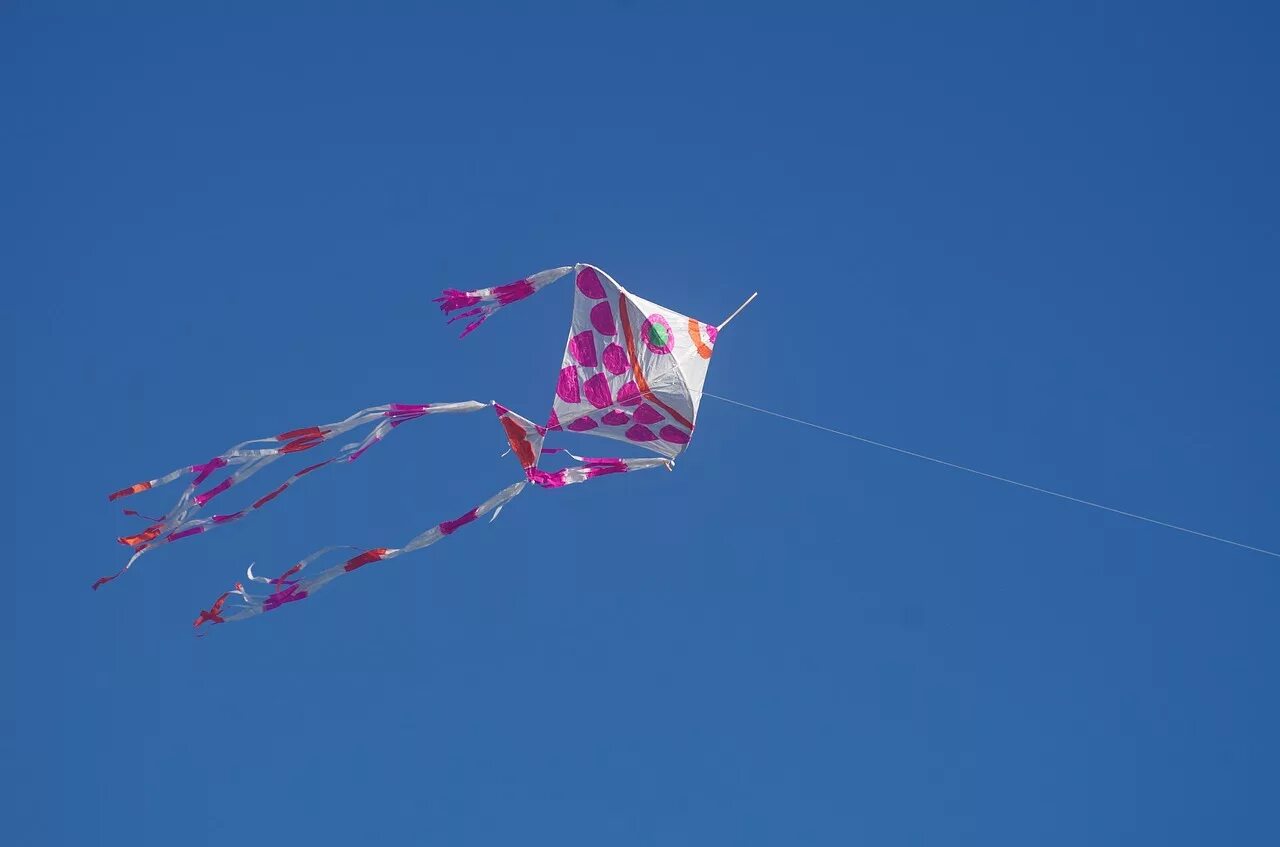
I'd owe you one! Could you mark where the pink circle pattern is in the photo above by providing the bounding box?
[569,331,597,367]
[590,302,616,335]
[639,314,675,355]
[602,343,628,375]
[556,285,693,448]
[576,267,606,299]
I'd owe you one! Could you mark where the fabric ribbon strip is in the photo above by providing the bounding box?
[434,265,576,337]
[192,403,672,630]
[95,401,489,590]
[194,481,528,629]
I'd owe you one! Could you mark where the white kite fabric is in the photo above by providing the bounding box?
[97,264,727,631]
[545,265,716,459]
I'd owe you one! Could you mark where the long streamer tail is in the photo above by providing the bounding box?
[195,480,530,630]
[95,400,490,589]
[193,403,672,631]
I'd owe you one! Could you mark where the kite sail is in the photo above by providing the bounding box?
[96,264,752,631]
[436,264,719,458]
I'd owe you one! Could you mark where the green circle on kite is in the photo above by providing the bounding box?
[640,314,675,354]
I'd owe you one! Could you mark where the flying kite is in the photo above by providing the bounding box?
[95,264,756,630]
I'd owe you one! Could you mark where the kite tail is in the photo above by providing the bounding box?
[434,265,576,337]
[95,400,490,589]
[525,454,672,488]
[490,401,673,485]
[192,402,674,630]
[194,481,530,630]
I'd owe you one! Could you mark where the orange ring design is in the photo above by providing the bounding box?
[688,319,713,360]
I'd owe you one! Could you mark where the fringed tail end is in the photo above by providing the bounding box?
[192,481,527,632]
[100,400,490,584]
[434,265,575,338]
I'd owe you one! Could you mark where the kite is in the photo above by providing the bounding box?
[95,264,755,630]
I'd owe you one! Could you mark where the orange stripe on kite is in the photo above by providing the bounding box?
[108,481,152,501]
[500,414,538,469]
[252,484,290,509]
[343,547,391,572]
[618,292,695,431]
[279,435,325,454]
[688,318,713,360]
[277,426,326,441]
[118,525,162,547]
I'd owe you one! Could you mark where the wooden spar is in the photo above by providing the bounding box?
[716,292,758,331]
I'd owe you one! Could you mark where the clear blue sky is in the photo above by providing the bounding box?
[7,3,1279,844]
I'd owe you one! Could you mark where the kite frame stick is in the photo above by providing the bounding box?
[717,292,758,331]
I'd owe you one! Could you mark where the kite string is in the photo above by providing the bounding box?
[697,390,1280,560]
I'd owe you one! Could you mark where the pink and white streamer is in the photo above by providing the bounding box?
[95,401,488,590]
[197,481,528,628]
[434,265,575,338]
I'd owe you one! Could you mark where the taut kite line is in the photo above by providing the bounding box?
[95,264,756,629]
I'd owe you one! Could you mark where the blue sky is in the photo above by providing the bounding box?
[6,3,1279,844]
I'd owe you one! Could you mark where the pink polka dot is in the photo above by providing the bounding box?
[601,410,630,426]
[616,381,642,406]
[632,403,664,425]
[590,302,616,336]
[569,331,597,367]
[546,409,562,431]
[625,424,658,442]
[583,373,613,409]
[706,325,718,344]
[567,415,598,432]
[556,366,580,404]
[602,343,629,375]
[659,425,690,445]
[576,267,606,299]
